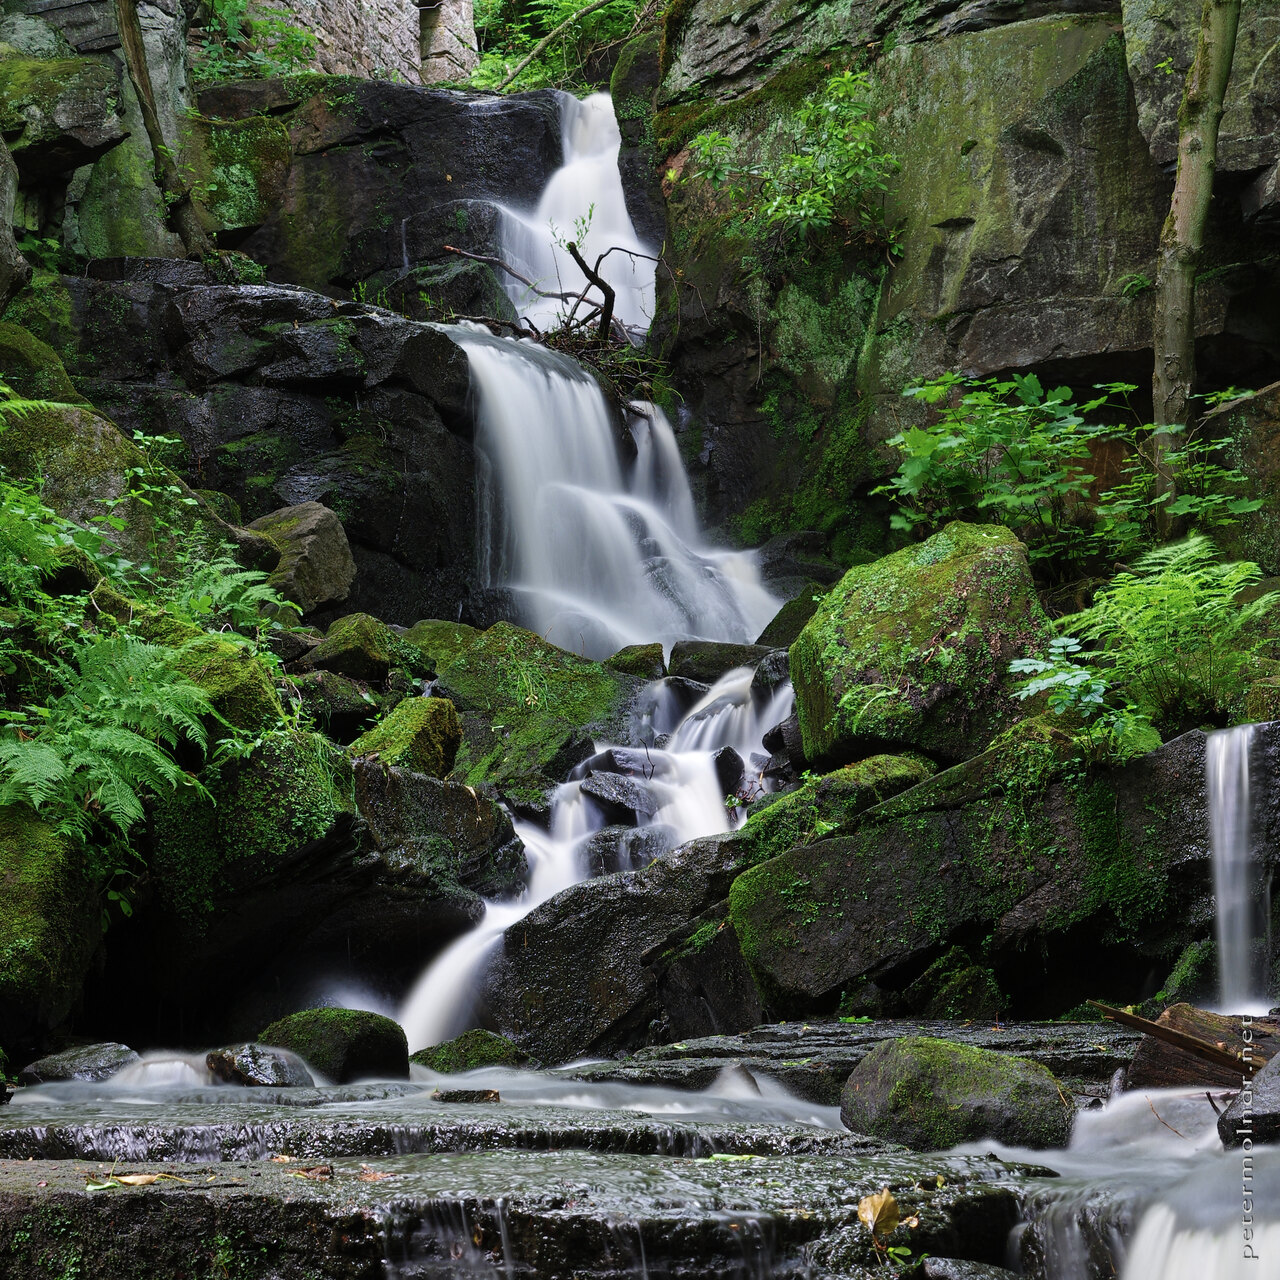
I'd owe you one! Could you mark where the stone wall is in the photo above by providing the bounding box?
[273,0,477,83]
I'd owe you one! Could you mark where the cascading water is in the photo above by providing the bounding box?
[461,326,778,660]
[399,670,793,1050]
[1207,724,1271,1013]
[497,92,654,335]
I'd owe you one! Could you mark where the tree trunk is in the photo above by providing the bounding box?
[112,0,213,258]
[1150,0,1241,492]
[0,136,31,312]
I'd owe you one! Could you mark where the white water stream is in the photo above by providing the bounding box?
[1207,725,1272,1014]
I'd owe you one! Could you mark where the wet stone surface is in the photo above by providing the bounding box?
[564,1021,1142,1105]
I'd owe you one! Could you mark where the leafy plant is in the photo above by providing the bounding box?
[856,1187,924,1271]
[877,374,1261,578]
[192,0,317,84]
[1065,536,1277,728]
[686,72,899,246]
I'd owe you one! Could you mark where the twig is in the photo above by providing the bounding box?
[1146,1096,1187,1139]
[567,241,615,340]
[440,245,579,302]
[495,0,617,90]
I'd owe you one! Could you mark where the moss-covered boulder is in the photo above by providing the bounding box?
[247,502,356,615]
[304,613,396,681]
[902,947,1004,1020]
[258,1008,408,1082]
[729,723,1252,1019]
[0,322,85,402]
[669,640,774,684]
[0,806,101,1053]
[839,1036,1073,1150]
[605,643,666,680]
[756,583,825,647]
[288,669,380,742]
[350,697,462,778]
[416,621,641,808]
[410,1029,526,1073]
[790,524,1051,765]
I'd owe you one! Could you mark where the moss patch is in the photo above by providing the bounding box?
[410,1028,526,1073]
[350,697,462,777]
[258,1007,408,1083]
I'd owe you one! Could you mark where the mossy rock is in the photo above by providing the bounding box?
[0,55,123,172]
[790,523,1052,765]
[902,947,1005,1019]
[288,669,379,743]
[605,643,666,680]
[150,732,355,926]
[755,582,825,647]
[0,805,101,1052]
[410,1029,526,1073]
[402,619,481,670]
[839,1036,1073,1150]
[350,697,462,777]
[429,622,640,808]
[0,322,85,402]
[669,640,774,684]
[258,1007,408,1083]
[306,613,431,683]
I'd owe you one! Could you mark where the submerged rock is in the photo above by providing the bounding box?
[206,1043,314,1088]
[17,1042,138,1086]
[258,1008,409,1083]
[839,1036,1073,1149]
[411,1029,526,1074]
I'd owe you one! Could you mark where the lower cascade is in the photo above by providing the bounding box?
[1207,724,1272,1013]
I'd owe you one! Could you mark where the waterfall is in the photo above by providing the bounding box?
[398,670,793,1051]
[497,92,654,335]
[1207,725,1270,1013]
[460,326,778,661]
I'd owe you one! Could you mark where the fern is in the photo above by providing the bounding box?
[1068,535,1277,725]
[0,635,216,840]
[159,553,300,630]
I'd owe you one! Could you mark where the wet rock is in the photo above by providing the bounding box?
[749,648,790,696]
[604,642,666,680]
[287,669,380,743]
[17,1042,138,1086]
[580,772,661,824]
[206,1043,314,1088]
[840,1036,1073,1149]
[1219,1051,1280,1149]
[790,523,1051,766]
[432,1088,501,1103]
[350,697,462,778]
[259,1008,409,1083]
[411,1029,526,1074]
[583,824,673,875]
[247,501,356,615]
[668,640,774,684]
[756,583,827,647]
[921,1262,1020,1280]
[713,746,745,794]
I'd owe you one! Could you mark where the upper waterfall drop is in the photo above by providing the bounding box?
[497,92,655,335]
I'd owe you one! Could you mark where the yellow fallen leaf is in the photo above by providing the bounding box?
[114,1174,161,1186]
[858,1188,899,1237]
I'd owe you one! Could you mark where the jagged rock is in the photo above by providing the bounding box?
[583,825,673,875]
[248,502,356,615]
[350,698,462,777]
[17,1042,138,1086]
[729,726,1280,1019]
[668,640,773,683]
[790,523,1051,765]
[839,1036,1073,1149]
[713,746,745,794]
[258,1008,409,1083]
[1219,1051,1280,1149]
[206,1043,313,1088]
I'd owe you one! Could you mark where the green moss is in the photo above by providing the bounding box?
[410,1028,525,1073]
[257,1006,407,1082]
[604,642,666,679]
[191,114,292,230]
[350,697,462,777]
[1,271,76,361]
[0,323,85,403]
[150,732,354,925]
[1158,938,1216,1006]
[0,805,100,1043]
[433,622,635,806]
[790,522,1052,762]
[0,56,116,149]
[402,620,482,670]
[307,613,394,681]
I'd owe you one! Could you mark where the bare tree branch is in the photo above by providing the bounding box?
[495,0,616,90]
[566,241,615,340]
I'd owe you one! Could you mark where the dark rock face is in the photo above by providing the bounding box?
[206,1043,314,1088]
[16,1043,138,1086]
[28,268,479,622]
[1219,1051,1280,1149]
[194,79,565,294]
[730,724,1280,1019]
[258,1007,409,1082]
[839,1036,1074,1150]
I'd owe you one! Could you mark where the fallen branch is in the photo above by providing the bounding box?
[495,0,617,90]
[441,245,580,303]
[1089,1000,1271,1079]
[567,241,615,341]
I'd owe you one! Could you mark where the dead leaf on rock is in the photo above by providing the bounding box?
[857,1188,899,1238]
[357,1165,395,1182]
[289,1165,333,1182]
[269,1154,293,1163]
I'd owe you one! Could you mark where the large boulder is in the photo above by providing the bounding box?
[17,1042,138,1086]
[350,698,462,777]
[257,1008,408,1082]
[729,724,1280,1018]
[0,807,101,1055]
[839,1037,1073,1150]
[247,502,356,615]
[790,524,1051,765]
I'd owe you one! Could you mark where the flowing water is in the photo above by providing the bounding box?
[497,92,655,336]
[1207,725,1272,1013]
